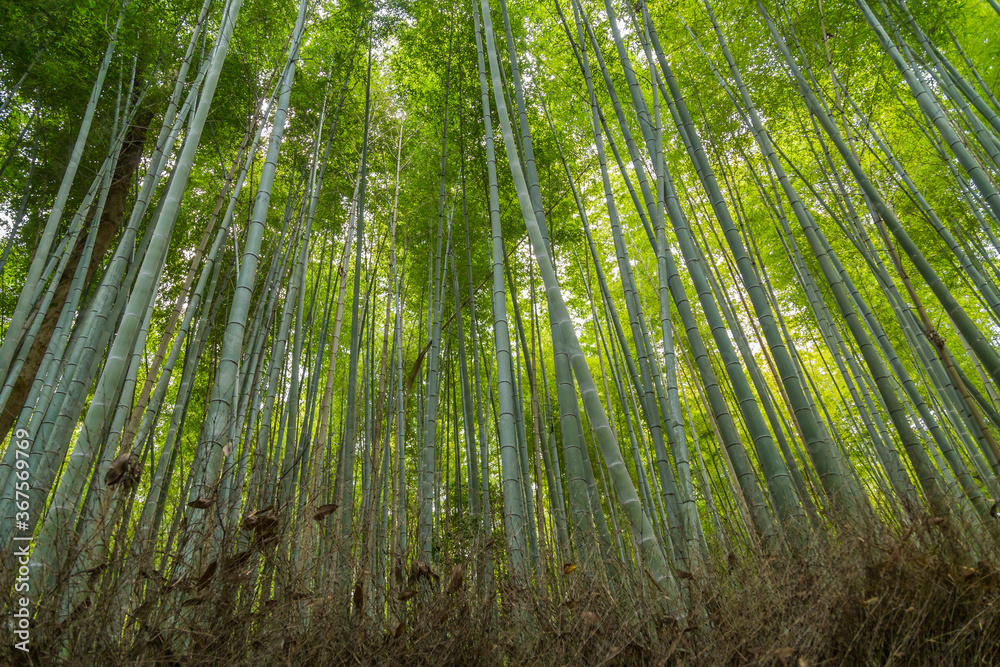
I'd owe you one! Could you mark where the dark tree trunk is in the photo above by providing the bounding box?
[0,108,152,442]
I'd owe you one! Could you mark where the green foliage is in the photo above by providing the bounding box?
[2,0,1000,656]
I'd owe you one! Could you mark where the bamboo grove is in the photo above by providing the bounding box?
[0,0,999,658]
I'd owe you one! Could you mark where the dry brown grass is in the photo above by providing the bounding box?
[4,520,999,666]
[697,520,1000,666]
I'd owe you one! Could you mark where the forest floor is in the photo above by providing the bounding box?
[6,520,999,666]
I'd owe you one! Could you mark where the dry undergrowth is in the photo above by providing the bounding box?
[3,520,998,666]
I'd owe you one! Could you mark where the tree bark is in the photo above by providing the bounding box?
[0,107,151,442]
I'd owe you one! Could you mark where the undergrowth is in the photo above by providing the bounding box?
[3,520,998,665]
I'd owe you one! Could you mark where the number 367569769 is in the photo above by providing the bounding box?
[13,428,30,522]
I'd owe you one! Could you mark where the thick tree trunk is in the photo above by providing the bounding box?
[0,108,151,442]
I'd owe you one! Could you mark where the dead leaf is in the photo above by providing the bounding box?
[353,583,364,613]
[196,561,218,590]
[105,451,132,486]
[188,496,216,510]
[774,646,795,659]
[392,621,406,638]
[581,611,600,626]
[563,563,577,574]
[675,568,696,581]
[398,588,417,601]
[242,507,279,546]
[409,560,434,584]
[863,597,880,606]
[446,564,463,594]
[798,658,810,667]
[927,516,947,527]
[313,503,338,521]
[242,505,274,526]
